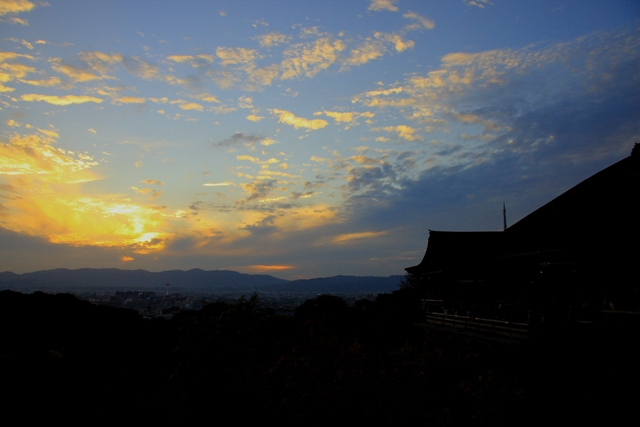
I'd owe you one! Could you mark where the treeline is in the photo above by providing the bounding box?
[1,288,634,424]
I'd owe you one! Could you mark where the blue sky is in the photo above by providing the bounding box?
[1,0,639,278]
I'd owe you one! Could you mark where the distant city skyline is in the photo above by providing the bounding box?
[1,0,639,278]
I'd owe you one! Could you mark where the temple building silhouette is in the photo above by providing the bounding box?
[406,145,640,316]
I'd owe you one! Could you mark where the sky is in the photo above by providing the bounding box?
[1,0,639,279]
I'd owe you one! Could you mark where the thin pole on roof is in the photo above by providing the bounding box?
[503,202,507,231]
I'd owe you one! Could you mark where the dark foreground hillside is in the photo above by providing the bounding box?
[1,289,636,425]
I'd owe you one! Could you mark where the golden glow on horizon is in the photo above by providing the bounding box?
[248,265,295,272]
[40,197,169,253]
[0,132,166,251]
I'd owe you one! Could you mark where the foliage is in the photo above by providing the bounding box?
[2,289,635,424]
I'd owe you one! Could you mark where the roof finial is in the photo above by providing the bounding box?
[503,202,507,231]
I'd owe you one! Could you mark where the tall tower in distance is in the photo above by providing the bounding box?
[503,202,507,231]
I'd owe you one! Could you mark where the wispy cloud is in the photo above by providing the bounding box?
[316,110,375,129]
[402,11,435,31]
[353,28,640,166]
[114,96,146,104]
[21,94,103,105]
[18,76,61,87]
[464,0,493,9]
[216,47,261,67]
[246,114,264,122]
[167,54,214,67]
[270,108,328,130]
[178,102,203,111]
[368,0,398,12]
[0,132,98,179]
[50,55,116,83]
[326,230,387,245]
[214,132,275,148]
[280,38,346,80]
[372,125,420,141]
[237,155,280,165]
[255,32,292,47]
[240,178,279,202]
[130,186,163,200]
[203,182,233,187]
[0,0,36,16]
[0,0,40,25]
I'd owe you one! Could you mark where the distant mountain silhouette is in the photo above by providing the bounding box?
[0,268,403,293]
[266,275,404,293]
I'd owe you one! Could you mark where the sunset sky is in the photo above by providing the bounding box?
[1,0,639,279]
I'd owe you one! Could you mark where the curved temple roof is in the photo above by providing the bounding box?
[406,149,640,278]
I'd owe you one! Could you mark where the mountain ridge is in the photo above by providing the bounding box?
[0,268,404,293]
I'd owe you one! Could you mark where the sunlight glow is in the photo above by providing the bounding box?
[248,265,295,272]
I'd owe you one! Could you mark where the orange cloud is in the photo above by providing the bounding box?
[18,76,61,87]
[280,38,346,80]
[237,155,280,165]
[403,11,435,30]
[50,57,115,82]
[37,127,59,138]
[270,108,328,130]
[21,93,103,105]
[130,186,163,200]
[166,55,192,63]
[0,133,98,179]
[375,32,415,52]
[1,61,36,79]
[216,47,260,67]
[343,40,385,68]
[371,125,420,141]
[203,182,233,186]
[179,102,204,111]
[368,0,398,12]
[327,231,387,245]
[246,114,264,122]
[0,0,36,16]
[255,32,291,47]
[192,92,220,103]
[114,96,146,104]
[167,54,214,65]
[441,52,481,66]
